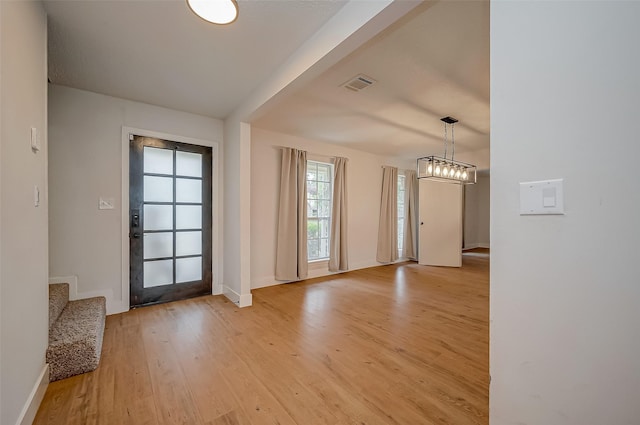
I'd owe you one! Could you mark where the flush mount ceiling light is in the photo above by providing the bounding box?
[187,0,239,25]
[417,116,477,184]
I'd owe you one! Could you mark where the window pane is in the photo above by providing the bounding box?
[176,231,202,256]
[143,232,173,259]
[319,219,330,238]
[318,165,331,182]
[176,151,202,177]
[307,181,317,200]
[307,219,319,239]
[176,256,202,283]
[306,163,317,181]
[318,182,331,200]
[144,259,173,287]
[176,178,202,203]
[144,147,173,175]
[318,200,331,218]
[144,205,173,230]
[307,200,318,218]
[319,238,329,258]
[176,205,202,230]
[144,176,173,202]
[308,239,319,260]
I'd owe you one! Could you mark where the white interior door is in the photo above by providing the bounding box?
[418,180,463,267]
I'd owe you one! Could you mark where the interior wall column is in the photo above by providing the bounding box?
[222,119,252,307]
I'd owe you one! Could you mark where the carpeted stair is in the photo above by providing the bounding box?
[47,283,106,382]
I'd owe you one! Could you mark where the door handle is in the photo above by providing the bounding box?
[132,232,141,239]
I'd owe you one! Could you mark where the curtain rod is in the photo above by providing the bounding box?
[272,145,349,161]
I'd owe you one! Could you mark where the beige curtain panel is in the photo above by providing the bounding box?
[329,157,348,272]
[376,166,398,263]
[403,170,418,261]
[275,148,308,281]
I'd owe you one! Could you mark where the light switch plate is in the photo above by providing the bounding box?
[99,197,115,210]
[520,179,564,215]
[31,127,40,152]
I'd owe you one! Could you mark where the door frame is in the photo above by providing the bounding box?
[120,126,222,313]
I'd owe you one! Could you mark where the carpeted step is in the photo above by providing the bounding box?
[49,283,69,332]
[47,296,106,382]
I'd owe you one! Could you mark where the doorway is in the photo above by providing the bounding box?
[129,135,212,307]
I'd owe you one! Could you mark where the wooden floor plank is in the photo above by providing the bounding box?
[34,251,489,425]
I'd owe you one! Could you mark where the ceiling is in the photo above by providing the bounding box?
[253,1,489,160]
[45,0,489,161]
[45,0,348,118]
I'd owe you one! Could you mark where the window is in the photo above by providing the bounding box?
[307,161,333,261]
[397,174,406,255]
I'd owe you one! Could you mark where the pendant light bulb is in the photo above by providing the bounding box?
[427,163,433,174]
[455,168,461,179]
[435,164,441,176]
[449,166,456,178]
[462,170,468,180]
[187,0,239,25]
[443,165,449,177]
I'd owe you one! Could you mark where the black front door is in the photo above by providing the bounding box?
[129,135,212,307]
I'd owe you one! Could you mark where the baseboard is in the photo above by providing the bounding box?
[49,276,124,315]
[49,275,78,299]
[15,364,48,425]
[222,285,252,308]
[251,259,399,290]
[463,242,490,251]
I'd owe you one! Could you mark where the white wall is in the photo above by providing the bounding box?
[491,2,640,424]
[251,127,412,289]
[48,85,223,314]
[1,2,49,424]
[464,173,489,249]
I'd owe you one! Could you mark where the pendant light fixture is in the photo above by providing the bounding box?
[187,0,239,25]
[417,117,477,184]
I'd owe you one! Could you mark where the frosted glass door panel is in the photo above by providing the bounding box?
[143,232,173,259]
[144,260,173,287]
[144,176,173,202]
[176,205,202,229]
[176,178,201,203]
[176,257,202,283]
[176,231,202,256]
[144,147,173,175]
[144,205,173,230]
[176,151,202,177]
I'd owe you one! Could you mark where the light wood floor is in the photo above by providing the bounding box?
[35,252,489,425]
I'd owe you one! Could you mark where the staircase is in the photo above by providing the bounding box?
[47,283,106,381]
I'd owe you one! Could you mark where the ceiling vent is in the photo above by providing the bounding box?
[342,74,376,92]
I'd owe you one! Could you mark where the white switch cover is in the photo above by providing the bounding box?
[520,179,564,215]
[99,197,115,210]
[31,127,40,152]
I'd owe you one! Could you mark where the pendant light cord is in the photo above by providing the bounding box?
[451,123,455,161]
[443,122,448,160]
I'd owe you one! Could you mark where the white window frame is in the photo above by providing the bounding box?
[397,173,406,258]
[306,160,333,262]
